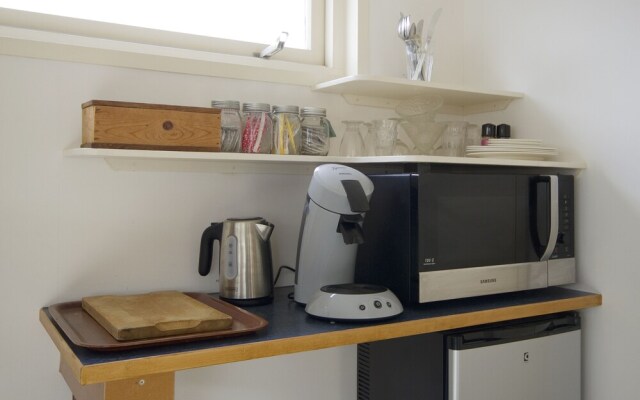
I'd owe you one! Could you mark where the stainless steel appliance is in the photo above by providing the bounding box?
[355,165,575,304]
[198,217,274,305]
[294,164,374,305]
[357,312,581,400]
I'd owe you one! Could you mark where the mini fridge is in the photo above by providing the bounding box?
[357,312,581,400]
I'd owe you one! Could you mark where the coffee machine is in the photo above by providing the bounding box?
[294,164,374,305]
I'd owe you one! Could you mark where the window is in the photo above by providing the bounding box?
[0,0,368,85]
[0,0,325,65]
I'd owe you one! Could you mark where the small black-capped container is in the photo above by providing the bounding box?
[481,123,496,145]
[497,124,511,138]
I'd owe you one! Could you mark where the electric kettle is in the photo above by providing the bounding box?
[199,217,274,306]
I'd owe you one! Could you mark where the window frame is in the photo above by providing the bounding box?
[0,0,368,85]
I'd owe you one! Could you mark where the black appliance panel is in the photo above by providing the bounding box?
[420,173,519,271]
[354,174,418,304]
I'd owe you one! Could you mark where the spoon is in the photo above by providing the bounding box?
[409,22,417,39]
[399,14,413,41]
[397,13,406,40]
[402,16,411,40]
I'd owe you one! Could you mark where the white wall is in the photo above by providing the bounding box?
[462,1,640,399]
[0,54,398,399]
[2,0,636,399]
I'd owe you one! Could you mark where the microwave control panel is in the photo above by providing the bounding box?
[552,175,574,259]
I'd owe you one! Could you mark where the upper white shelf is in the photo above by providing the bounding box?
[64,148,585,174]
[312,75,524,115]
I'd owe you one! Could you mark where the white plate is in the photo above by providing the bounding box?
[466,146,558,153]
[466,151,556,161]
[479,144,557,151]
[487,138,543,145]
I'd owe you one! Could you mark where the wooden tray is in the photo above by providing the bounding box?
[48,293,268,351]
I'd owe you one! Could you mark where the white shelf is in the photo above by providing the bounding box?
[312,75,524,115]
[64,148,585,174]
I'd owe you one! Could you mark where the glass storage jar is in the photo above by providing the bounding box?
[211,100,242,152]
[241,103,273,154]
[272,105,301,155]
[300,107,330,156]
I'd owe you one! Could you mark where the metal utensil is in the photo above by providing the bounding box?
[397,13,406,40]
[425,8,442,46]
[416,19,424,39]
[398,14,414,41]
[409,22,417,39]
[412,8,443,80]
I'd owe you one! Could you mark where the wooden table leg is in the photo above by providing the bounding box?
[102,373,174,400]
[60,361,175,400]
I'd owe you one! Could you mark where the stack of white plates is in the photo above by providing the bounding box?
[466,139,559,161]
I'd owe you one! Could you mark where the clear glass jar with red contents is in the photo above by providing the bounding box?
[241,103,273,154]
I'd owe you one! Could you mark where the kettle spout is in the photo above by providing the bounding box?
[255,222,274,241]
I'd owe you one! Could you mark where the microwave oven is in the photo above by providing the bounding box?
[354,164,575,304]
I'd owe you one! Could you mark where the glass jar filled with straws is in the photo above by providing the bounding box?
[300,107,331,156]
[272,105,301,155]
[211,100,242,152]
[241,103,273,154]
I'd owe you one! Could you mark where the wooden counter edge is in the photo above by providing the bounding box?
[39,308,85,382]
[70,292,601,385]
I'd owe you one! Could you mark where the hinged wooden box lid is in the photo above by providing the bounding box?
[82,291,233,341]
[82,100,221,152]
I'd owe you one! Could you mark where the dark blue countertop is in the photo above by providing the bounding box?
[44,286,600,367]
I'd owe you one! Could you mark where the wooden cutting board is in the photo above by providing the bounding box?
[82,291,233,341]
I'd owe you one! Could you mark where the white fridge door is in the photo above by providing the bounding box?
[448,330,580,400]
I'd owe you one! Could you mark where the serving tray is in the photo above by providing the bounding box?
[48,293,268,351]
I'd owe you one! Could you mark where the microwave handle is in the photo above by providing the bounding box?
[533,175,559,261]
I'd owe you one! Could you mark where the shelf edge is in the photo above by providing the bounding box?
[313,75,525,99]
[63,148,586,172]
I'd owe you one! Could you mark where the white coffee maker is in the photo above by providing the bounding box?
[293,164,374,304]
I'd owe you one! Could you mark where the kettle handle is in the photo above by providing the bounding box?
[198,222,223,276]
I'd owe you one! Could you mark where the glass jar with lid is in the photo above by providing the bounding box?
[241,103,273,154]
[300,107,330,156]
[211,100,242,152]
[272,105,301,155]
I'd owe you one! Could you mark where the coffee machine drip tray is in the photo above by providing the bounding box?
[305,283,404,322]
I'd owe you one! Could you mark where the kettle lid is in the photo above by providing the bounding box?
[308,164,374,214]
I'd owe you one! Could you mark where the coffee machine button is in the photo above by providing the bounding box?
[374,300,382,309]
[359,304,366,311]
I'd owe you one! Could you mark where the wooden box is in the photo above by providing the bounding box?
[82,100,221,151]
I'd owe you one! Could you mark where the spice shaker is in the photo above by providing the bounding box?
[497,124,511,138]
[211,100,242,152]
[300,107,330,156]
[272,105,301,155]
[241,103,273,154]
[481,123,496,145]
